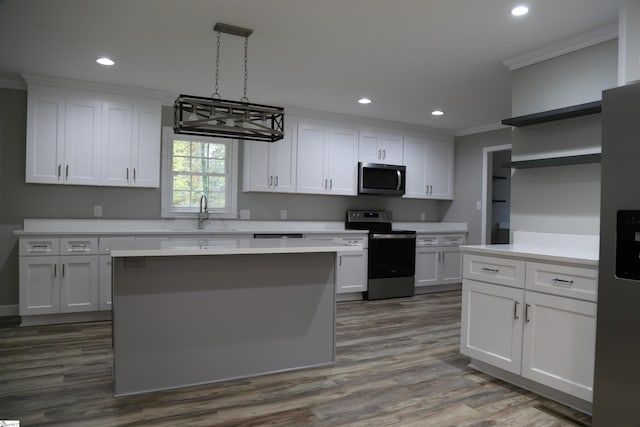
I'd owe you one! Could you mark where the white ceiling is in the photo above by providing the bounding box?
[0,0,623,133]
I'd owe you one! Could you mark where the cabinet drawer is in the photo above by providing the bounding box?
[20,238,60,256]
[60,237,98,255]
[416,235,438,246]
[525,262,597,302]
[440,234,466,245]
[464,254,525,288]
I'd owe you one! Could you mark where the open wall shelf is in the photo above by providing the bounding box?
[505,153,601,169]
[502,101,602,127]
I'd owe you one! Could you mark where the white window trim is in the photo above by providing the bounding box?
[160,126,239,219]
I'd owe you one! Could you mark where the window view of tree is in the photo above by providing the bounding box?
[171,138,228,210]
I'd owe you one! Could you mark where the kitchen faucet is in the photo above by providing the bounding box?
[198,194,209,229]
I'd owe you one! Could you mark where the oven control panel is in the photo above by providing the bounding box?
[346,210,392,223]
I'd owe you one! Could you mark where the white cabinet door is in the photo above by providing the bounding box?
[25,89,66,184]
[244,120,298,193]
[99,255,112,311]
[60,255,99,313]
[326,127,357,195]
[243,140,271,192]
[403,137,427,198]
[296,122,328,194]
[101,99,133,187]
[64,95,101,185]
[336,250,367,293]
[415,246,439,287]
[19,256,60,315]
[101,98,161,188]
[426,139,454,199]
[461,279,524,374]
[440,247,462,284]
[521,291,597,402]
[131,102,161,188]
[358,131,403,165]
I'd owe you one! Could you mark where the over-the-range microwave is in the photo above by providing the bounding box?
[358,162,406,196]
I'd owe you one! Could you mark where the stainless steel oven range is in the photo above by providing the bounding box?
[345,210,416,300]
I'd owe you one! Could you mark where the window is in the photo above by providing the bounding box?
[161,127,238,218]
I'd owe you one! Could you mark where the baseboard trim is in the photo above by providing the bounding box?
[0,304,19,317]
[415,283,461,295]
[20,311,112,327]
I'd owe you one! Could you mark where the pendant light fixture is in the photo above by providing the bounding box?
[174,23,285,142]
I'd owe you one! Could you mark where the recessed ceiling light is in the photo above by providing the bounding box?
[511,5,529,16]
[96,57,115,66]
[431,110,444,116]
[358,97,372,105]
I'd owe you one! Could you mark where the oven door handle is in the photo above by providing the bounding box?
[370,233,416,239]
[396,169,402,191]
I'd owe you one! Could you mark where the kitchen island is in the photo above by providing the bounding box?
[109,238,361,396]
[459,231,598,414]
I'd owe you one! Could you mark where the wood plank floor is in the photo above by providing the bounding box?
[0,291,592,426]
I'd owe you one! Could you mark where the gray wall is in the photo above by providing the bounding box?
[512,39,618,116]
[0,88,443,308]
[442,128,512,244]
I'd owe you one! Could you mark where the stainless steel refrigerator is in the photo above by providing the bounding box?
[593,81,640,425]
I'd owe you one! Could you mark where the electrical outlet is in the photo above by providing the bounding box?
[240,209,250,220]
[420,212,426,221]
[280,210,287,220]
[94,205,103,217]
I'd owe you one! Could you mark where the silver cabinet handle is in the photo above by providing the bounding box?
[54,264,57,277]
[62,264,66,277]
[481,267,499,273]
[525,303,531,322]
[57,164,61,179]
[551,277,574,286]
[514,301,519,320]
[329,179,333,189]
[339,255,342,266]
[126,168,129,182]
[269,175,273,186]
[133,168,136,182]
[378,149,382,159]
[383,149,386,159]
[65,165,69,179]
[70,244,87,252]
[275,176,278,187]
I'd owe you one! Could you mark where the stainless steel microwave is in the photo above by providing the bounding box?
[358,162,406,196]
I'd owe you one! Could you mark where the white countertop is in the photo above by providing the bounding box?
[460,244,598,266]
[14,218,468,236]
[109,238,363,257]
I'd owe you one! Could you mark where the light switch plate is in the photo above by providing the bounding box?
[94,205,103,217]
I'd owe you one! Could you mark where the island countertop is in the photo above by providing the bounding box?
[109,237,363,257]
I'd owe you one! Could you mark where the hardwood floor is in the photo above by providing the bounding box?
[0,291,591,426]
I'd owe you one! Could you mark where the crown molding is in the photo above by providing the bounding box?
[503,21,619,71]
[22,73,170,100]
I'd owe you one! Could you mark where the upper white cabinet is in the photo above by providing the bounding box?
[403,136,454,200]
[358,130,403,165]
[296,120,358,195]
[24,78,162,188]
[101,97,161,188]
[243,118,298,193]
[26,86,101,185]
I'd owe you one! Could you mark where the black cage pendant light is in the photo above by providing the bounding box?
[174,23,285,142]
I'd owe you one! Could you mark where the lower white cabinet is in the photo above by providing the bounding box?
[336,250,367,293]
[521,291,597,402]
[415,234,465,289]
[19,237,100,316]
[461,279,524,374]
[460,252,598,404]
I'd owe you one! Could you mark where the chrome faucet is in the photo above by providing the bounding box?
[198,194,209,229]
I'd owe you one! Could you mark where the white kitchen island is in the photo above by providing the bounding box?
[109,238,361,396]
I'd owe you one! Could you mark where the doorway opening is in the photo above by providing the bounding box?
[481,144,512,245]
